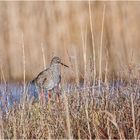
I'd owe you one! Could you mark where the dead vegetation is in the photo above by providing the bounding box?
[0,1,140,139]
[0,78,140,139]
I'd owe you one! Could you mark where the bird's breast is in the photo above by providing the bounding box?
[46,65,61,90]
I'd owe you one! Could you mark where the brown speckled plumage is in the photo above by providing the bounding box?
[32,56,69,103]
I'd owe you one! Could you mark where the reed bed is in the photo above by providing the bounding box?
[0,1,140,81]
[0,1,140,139]
[0,79,140,139]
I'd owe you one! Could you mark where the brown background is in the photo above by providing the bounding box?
[0,1,140,82]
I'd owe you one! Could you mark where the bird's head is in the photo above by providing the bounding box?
[51,56,69,68]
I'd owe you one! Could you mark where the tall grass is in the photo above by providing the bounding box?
[0,1,139,81]
[0,1,140,139]
[0,79,140,139]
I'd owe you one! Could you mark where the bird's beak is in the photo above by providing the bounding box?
[60,62,69,68]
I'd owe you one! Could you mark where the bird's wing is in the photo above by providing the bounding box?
[35,68,52,88]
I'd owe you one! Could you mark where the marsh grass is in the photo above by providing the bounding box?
[0,78,140,139]
[0,2,140,81]
[0,1,140,139]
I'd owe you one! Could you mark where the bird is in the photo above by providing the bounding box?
[32,56,69,105]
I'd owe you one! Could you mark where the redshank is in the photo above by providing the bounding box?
[32,56,69,104]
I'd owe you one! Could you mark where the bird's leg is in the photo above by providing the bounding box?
[47,90,51,101]
[40,88,46,106]
[56,84,61,103]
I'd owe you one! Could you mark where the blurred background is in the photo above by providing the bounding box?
[0,1,140,82]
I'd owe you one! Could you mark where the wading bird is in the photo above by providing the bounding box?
[32,56,69,105]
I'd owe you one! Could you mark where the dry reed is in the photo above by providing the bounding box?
[0,1,140,139]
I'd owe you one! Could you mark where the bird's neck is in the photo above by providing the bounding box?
[50,63,61,72]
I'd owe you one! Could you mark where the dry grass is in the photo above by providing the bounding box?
[0,1,140,81]
[0,1,140,139]
[0,79,140,139]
